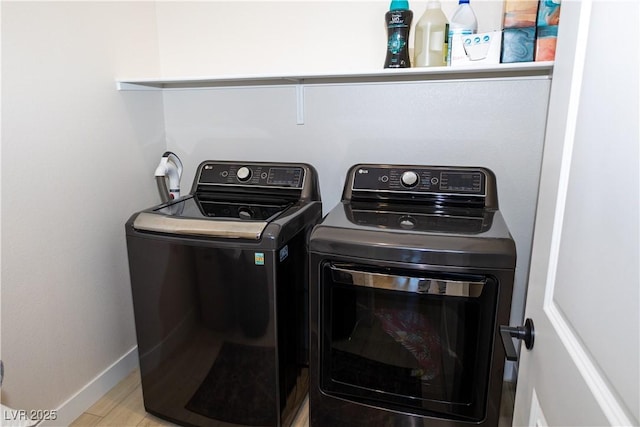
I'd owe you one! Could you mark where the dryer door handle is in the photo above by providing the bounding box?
[329,264,485,298]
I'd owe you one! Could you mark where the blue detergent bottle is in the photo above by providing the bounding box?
[384,0,413,68]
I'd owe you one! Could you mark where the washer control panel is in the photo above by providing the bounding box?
[198,163,305,189]
[352,166,486,196]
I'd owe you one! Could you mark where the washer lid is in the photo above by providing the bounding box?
[132,195,291,239]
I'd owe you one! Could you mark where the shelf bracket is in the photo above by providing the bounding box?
[296,83,305,125]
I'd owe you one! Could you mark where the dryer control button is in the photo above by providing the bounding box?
[237,166,252,182]
[399,216,416,229]
[401,171,419,188]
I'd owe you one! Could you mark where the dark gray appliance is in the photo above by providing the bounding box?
[309,164,516,427]
[126,161,322,427]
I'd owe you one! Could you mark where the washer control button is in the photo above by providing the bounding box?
[237,166,252,182]
[238,207,254,220]
[401,171,419,188]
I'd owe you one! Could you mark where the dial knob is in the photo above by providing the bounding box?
[401,171,419,188]
[236,166,252,182]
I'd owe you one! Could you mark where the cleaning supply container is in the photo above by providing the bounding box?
[414,0,448,67]
[384,0,413,68]
[447,0,478,65]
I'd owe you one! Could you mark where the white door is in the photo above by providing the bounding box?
[512,1,639,426]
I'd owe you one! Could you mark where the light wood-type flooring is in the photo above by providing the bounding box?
[70,368,514,426]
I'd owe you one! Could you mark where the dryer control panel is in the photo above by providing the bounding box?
[351,166,486,196]
[345,164,499,209]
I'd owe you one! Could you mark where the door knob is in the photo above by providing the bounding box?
[500,318,535,362]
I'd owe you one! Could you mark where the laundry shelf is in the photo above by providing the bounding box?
[116,61,553,90]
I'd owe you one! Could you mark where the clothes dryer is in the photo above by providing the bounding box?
[309,164,515,426]
[126,161,322,427]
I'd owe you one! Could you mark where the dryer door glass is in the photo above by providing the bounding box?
[319,263,498,421]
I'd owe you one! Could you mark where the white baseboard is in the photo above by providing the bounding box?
[40,346,139,427]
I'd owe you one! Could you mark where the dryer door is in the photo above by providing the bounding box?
[319,263,498,421]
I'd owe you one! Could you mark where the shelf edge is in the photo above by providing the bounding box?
[116,62,554,91]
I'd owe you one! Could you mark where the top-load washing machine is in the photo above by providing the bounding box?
[126,160,322,427]
[309,164,516,427]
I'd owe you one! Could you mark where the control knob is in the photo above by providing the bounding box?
[237,166,252,182]
[401,171,420,188]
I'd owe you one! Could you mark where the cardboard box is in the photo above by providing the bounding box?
[501,27,536,63]
[450,31,502,66]
[503,0,539,28]
[537,0,561,26]
[535,25,558,61]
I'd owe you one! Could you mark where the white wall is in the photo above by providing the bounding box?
[1,1,163,421]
